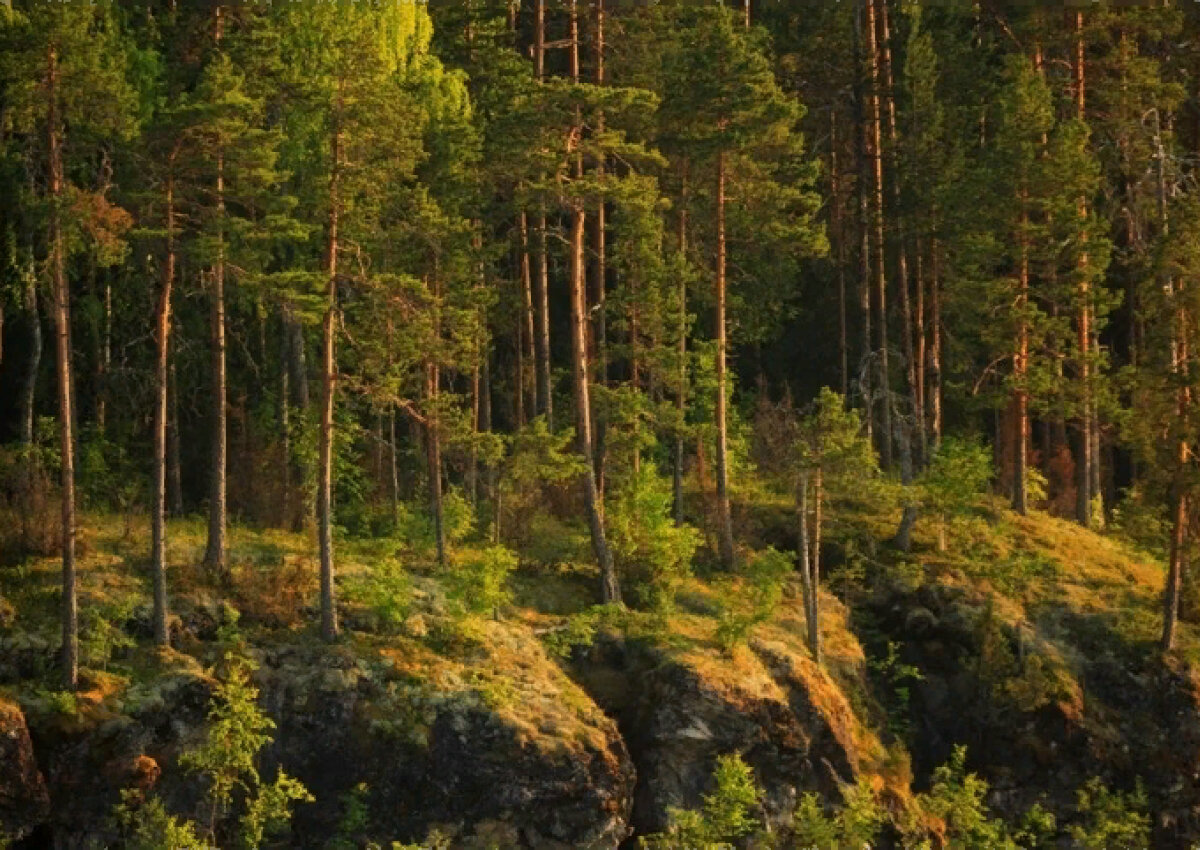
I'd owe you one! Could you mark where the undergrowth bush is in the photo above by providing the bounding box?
[112,654,312,849]
[715,547,792,652]
[448,546,518,618]
[607,463,700,614]
[639,753,761,849]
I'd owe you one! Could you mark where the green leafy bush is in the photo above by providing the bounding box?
[715,547,792,652]
[791,778,884,849]
[1068,778,1150,850]
[449,545,518,618]
[114,654,312,849]
[909,746,1017,850]
[607,463,701,614]
[639,753,762,849]
[345,558,412,633]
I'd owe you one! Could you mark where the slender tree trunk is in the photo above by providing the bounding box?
[929,239,943,450]
[427,268,446,567]
[48,45,77,690]
[570,203,620,603]
[1014,199,1030,515]
[865,0,892,469]
[96,272,111,434]
[168,361,183,516]
[831,110,849,400]
[592,0,609,500]
[204,7,228,577]
[534,0,552,428]
[518,213,534,425]
[915,237,927,456]
[714,150,736,570]
[151,160,177,648]
[853,8,872,444]
[674,166,689,527]
[879,0,918,468]
[1163,484,1187,651]
[811,467,823,665]
[318,101,342,642]
[279,309,291,526]
[19,267,40,447]
[1072,10,1094,529]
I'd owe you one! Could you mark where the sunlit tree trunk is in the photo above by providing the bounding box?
[318,90,342,642]
[865,0,891,469]
[714,150,736,569]
[48,43,78,690]
[152,155,178,647]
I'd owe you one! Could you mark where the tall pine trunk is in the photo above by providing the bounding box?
[1072,10,1095,528]
[831,110,849,399]
[714,151,736,570]
[534,0,552,428]
[591,0,609,500]
[204,7,228,577]
[19,265,39,447]
[151,158,177,647]
[318,102,342,642]
[865,0,891,468]
[49,44,78,690]
[570,203,620,603]
[1013,198,1030,515]
[674,166,689,527]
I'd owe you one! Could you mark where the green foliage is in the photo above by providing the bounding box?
[112,791,214,850]
[1068,778,1150,850]
[913,746,1018,850]
[640,754,762,850]
[868,640,924,739]
[345,558,412,633]
[791,779,884,850]
[715,547,792,652]
[607,463,701,615]
[448,545,518,618]
[179,654,313,847]
[920,437,993,546]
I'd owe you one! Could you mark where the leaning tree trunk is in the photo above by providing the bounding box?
[570,201,620,604]
[714,150,736,570]
[48,44,78,691]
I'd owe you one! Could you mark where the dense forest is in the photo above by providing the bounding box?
[5,0,1200,847]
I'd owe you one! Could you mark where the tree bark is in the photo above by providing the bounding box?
[714,150,736,570]
[203,7,228,577]
[864,0,891,469]
[570,203,620,603]
[929,239,943,450]
[831,110,849,400]
[1013,197,1029,515]
[534,0,553,428]
[18,265,40,448]
[518,212,534,426]
[48,44,78,690]
[1072,9,1094,529]
[168,361,183,516]
[318,98,342,642]
[591,0,609,500]
[151,157,177,647]
[879,0,918,469]
[674,165,689,527]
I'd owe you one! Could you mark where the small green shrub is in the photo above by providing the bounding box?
[639,753,762,849]
[345,559,412,633]
[449,546,518,618]
[913,746,1017,850]
[791,779,884,849]
[112,791,213,850]
[715,547,792,652]
[1068,778,1150,850]
[607,463,701,615]
[542,603,628,659]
